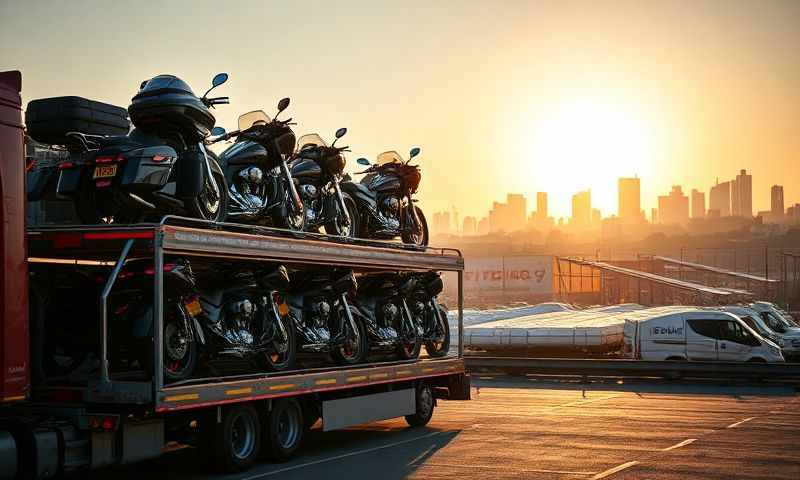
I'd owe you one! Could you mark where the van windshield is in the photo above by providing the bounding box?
[760,312,788,333]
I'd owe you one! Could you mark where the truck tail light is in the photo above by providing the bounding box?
[88,415,119,432]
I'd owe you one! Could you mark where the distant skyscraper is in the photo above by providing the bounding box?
[477,216,490,235]
[709,179,731,217]
[771,185,784,217]
[536,192,548,221]
[691,189,705,219]
[651,208,658,224]
[591,208,602,226]
[488,193,527,233]
[571,190,591,227]
[732,169,752,217]
[657,186,689,225]
[432,211,451,235]
[462,216,477,236]
[618,177,641,221]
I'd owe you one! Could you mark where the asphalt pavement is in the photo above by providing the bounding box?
[93,376,800,479]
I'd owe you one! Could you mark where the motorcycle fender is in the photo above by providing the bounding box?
[55,167,82,195]
[191,316,205,345]
[27,166,58,201]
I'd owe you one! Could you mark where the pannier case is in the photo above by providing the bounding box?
[25,96,130,145]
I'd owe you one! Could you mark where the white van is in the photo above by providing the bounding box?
[720,305,800,360]
[623,309,784,363]
[747,302,800,360]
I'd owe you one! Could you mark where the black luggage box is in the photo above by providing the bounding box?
[26,96,130,145]
[129,75,215,141]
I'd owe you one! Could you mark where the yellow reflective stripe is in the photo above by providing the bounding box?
[315,379,337,385]
[269,384,296,391]
[396,370,413,376]
[370,373,388,380]
[347,375,367,383]
[165,393,199,402]
[422,367,434,373]
[2,395,26,402]
[225,387,253,396]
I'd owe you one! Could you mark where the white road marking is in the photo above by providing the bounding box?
[239,430,447,479]
[726,417,756,429]
[591,461,640,479]
[661,438,697,451]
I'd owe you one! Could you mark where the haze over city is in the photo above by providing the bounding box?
[2,0,800,219]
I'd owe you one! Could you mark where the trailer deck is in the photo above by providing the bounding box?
[26,217,466,411]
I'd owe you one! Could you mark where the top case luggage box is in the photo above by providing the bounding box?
[26,96,130,145]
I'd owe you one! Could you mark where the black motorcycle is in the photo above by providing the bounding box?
[196,264,297,374]
[351,273,422,360]
[341,148,429,246]
[210,99,305,230]
[291,129,359,237]
[406,271,450,357]
[50,73,230,224]
[286,269,368,365]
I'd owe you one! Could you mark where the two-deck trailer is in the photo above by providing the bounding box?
[0,218,469,477]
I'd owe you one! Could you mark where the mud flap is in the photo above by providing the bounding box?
[446,373,471,400]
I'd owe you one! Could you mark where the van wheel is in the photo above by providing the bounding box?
[405,383,435,427]
[263,398,304,462]
[202,404,261,473]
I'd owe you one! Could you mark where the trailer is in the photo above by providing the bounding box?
[0,73,469,476]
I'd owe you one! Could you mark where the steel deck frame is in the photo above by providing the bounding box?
[27,217,466,411]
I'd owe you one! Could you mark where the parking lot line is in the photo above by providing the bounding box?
[591,460,639,479]
[661,438,697,451]
[726,416,756,429]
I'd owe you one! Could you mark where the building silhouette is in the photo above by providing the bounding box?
[658,186,689,225]
[432,211,451,235]
[731,169,752,217]
[618,177,641,221]
[709,179,731,217]
[571,190,591,227]
[488,193,527,233]
[536,192,548,221]
[771,185,784,217]
[691,189,705,219]
[462,216,477,236]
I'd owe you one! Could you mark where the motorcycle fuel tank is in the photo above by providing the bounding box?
[290,158,321,179]
[219,140,272,167]
[365,174,400,193]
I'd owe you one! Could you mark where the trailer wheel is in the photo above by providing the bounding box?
[263,398,304,462]
[405,383,435,427]
[204,404,262,473]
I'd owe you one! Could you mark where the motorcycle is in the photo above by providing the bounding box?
[351,273,422,360]
[54,73,230,224]
[114,260,296,383]
[406,271,450,357]
[286,269,368,365]
[196,264,297,374]
[209,99,305,230]
[291,128,359,237]
[341,148,429,246]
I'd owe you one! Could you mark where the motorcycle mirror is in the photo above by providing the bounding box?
[276,97,291,117]
[210,126,226,136]
[335,127,347,138]
[212,72,229,87]
[409,147,421,159]
[356,158,371,166]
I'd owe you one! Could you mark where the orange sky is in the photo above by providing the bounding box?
[2,0,798,219]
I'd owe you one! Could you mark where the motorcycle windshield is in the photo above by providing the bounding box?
[238,110,271,130]
[376,150,403,165]
[296,133,327,151]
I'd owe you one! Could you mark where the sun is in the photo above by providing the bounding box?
[526,97,656,218]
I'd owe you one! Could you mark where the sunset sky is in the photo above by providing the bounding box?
[2,0,799,220]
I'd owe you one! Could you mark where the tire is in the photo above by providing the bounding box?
[279,195,307,232]
[402,206,429,246]
[140,302,197,383]
[263,398,304,462]
[405,383,435,427]
[187,168,227,222]
[425,304,451,358]
[331,309,368,365]
[325,193,360,238]
[397,327,421,360]
[260,315,297,372]
[203,404,262,473]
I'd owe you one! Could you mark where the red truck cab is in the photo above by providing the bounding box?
[0,70,28,404]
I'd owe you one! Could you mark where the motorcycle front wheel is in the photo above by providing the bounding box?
[139,301,198,383]
[331,309,368,365]
[279,197,307,232]
[401,206,429,246]
[325,192,360,238]
[187,170,228,223]
[260,315,297,372]
[424,304,450,358]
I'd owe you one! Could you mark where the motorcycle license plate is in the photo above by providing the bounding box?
[93,164,117,179]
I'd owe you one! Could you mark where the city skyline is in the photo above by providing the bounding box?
[433,167,798,235]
